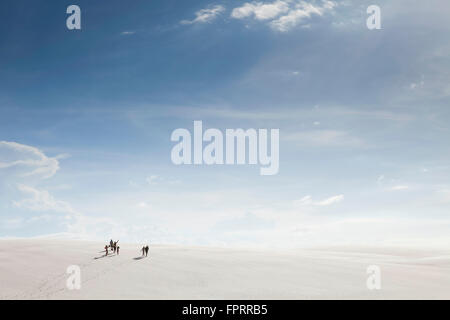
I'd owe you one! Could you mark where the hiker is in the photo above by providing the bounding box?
[113,242,117,253]
[105,245,109,256]
[145,245,149,257]
[142,246,145,256]
[117,246,120,255]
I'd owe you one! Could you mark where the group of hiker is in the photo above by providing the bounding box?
[102,240,150,258]
[104,239,120,256]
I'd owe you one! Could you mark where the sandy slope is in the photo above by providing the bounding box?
[0,239,449,299]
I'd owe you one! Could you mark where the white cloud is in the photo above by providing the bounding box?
[0,141,67,179]
[231,0,289,20]
[271,1,327,31]
[0,142,78,232]
[181,5,225,25]
[294,195,313,206]
[13,185,76,214]
[294,194,344,207]
[231,0,337,32]
[315,194,344,206]
[120,31,135,35]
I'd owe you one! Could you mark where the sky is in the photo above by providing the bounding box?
[0,0,449,248]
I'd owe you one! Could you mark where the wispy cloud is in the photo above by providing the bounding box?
[120,31,135,35]
[231,0,289,20]
[231,0,337,32]
[0,141,67,179]
[294,194,344,207]
[271,1,336,32]
[0,142,78,228]
[13,184,76,214]
[181,5,225,25]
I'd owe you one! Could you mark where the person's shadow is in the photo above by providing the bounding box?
[133,256,146,260]
[93,253,116,260]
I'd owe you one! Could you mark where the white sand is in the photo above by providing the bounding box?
[0,239,449,300]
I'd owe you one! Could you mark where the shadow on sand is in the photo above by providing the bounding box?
[133,256,147,260]
[94,253,117,260]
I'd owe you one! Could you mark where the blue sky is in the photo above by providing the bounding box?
[1,0,449,247]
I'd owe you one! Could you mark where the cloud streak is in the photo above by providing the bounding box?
[294,194,344,207]
[181,5,225,25]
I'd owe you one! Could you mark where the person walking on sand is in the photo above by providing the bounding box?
[105,245,109,256]
[142,246,145,256]
[110,239,113,248]
[145,245,149,257]
[116,246,120,255]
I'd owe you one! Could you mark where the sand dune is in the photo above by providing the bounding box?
[0,239,449,299]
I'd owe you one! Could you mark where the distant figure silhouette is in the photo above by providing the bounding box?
[117,246,120,255]
[145,245,149,257]
[105,245,109,256]
[110,239,113,248]
[142,246,145,256]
